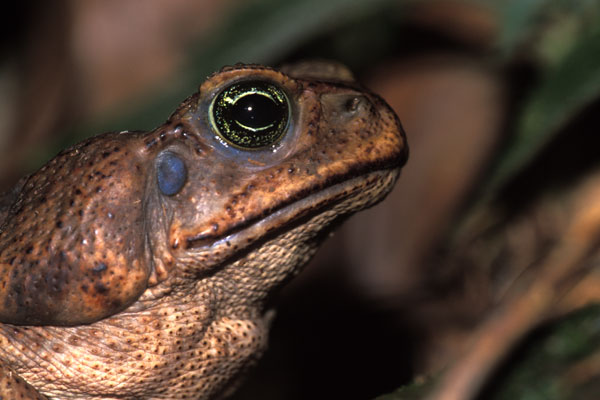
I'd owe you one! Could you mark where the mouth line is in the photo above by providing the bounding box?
[184,164,399,250]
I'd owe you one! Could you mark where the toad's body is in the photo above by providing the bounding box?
[0,63,407,399]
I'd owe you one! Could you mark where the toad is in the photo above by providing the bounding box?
[0,62,407,399]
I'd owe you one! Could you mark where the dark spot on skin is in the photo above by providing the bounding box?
[56,221,63,228]
[92,263,107,273]
[109,299,123,310]
[94,282,109,294]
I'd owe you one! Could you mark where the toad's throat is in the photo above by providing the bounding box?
[184,165,399,250]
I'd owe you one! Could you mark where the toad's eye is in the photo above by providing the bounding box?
[210,80,290,149]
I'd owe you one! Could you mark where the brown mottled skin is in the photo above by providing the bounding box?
[0,62,407,399]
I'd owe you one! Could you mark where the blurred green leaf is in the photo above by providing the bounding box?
[187,0,395,72]
[483,19,600,197]
[495,0,547,57]
[61,0,394,141]
[495,0,600,60]
[486,305,600,400]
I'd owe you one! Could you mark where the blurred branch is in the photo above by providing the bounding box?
[426,170,600,400]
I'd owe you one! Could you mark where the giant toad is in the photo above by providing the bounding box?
[0,62,407,399]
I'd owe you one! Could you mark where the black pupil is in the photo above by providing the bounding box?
[231,94,279,130]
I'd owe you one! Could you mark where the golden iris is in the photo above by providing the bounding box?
[211,81,290,149]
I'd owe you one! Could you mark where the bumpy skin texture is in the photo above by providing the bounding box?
[0,63,407,399]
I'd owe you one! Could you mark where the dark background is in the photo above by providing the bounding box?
[2,1,600,399]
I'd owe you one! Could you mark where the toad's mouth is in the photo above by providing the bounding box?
[184,165,400,253]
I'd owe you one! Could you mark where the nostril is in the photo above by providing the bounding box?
[345,96,360,112]
[344,96,368,114]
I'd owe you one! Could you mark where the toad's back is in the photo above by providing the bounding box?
[0,62,407,399]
